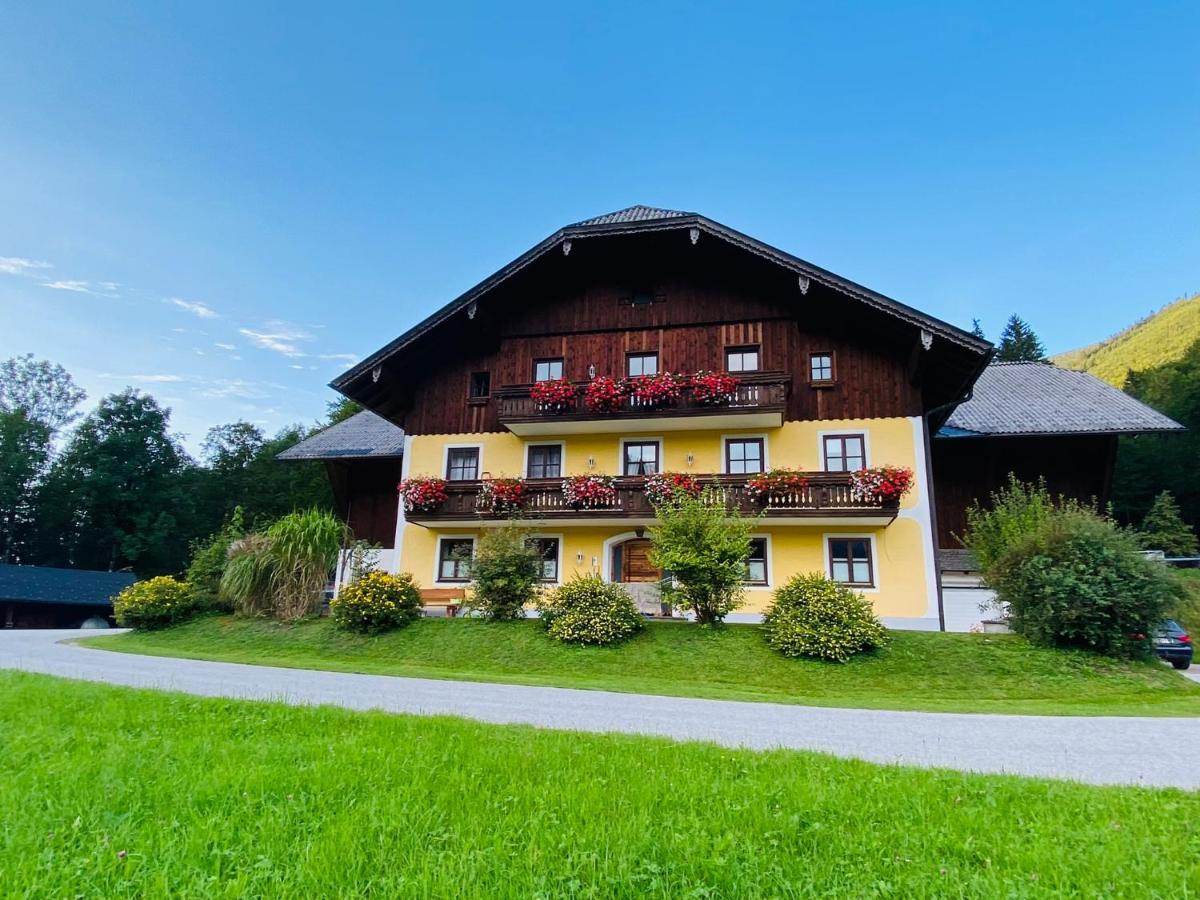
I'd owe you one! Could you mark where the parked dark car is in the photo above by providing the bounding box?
[1154,620,1193,670]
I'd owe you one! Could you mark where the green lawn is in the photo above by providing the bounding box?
[84,614,1200,716]
[2,671,1198,897]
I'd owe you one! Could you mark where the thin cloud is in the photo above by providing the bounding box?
[98,373,184,383]
[0,256,52,275]
[168,297,218,319]
[42,280,93,293]
[214,342,237,351]
[319,352,359,363]
[239,322,314,358]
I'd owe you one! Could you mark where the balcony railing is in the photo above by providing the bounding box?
[495,372,789,434]
[405,472,899,525]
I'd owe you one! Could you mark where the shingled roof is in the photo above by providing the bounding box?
[571,205,692,226]
[942,361,1183,437]
[0,564,134,607]
[276,411,405,461]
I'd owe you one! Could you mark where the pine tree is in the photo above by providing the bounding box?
[970,319,986,340]
[1138,490,1199,557]
[996,315,1046,361]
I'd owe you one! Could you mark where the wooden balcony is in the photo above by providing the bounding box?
[406,472,900,527]
[495,372,789,435]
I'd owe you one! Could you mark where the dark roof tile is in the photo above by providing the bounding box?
[276,411,405,461]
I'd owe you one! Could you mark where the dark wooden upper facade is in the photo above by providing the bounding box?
[338,224,988,435]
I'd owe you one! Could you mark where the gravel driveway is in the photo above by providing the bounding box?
[3,629,1199,789]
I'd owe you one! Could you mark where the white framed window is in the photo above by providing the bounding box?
[824,533,878,591]
[435,536,475,583]
[526,535,563,584]
[620,438,662,476]
[721,434,769,474]
[444,445,482,481]
[524,442,564,479]
[744,535,772,588]
[819,431,869,472]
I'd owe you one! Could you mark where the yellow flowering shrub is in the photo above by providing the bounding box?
[762,573,887,662]
[536,575,644,646]
[331,571,422,633]
[113,576,198,630]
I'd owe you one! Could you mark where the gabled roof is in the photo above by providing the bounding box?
[0,564,134,606]
[332,204,991,395]
[941,361,1184,437]
[276,410,405,461]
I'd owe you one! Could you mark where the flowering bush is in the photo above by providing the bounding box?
[582,376,627,413]
[114,576,199,629]
[537,575,644,645]
[644,471,702,505]
[745,469,809,502]
[477,477,526,514]
[561,474,617,508]
[850,466,914,503]
[623,372,683,407]
[397,476,449,512]
[530,377,577,413]
[763,573,887,662]
[689,370,740,405]
[330,571,422,633]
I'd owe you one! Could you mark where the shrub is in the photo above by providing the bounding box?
[185,507,246,610]
[762,573,887,662]
[467,526,541,620]
[220,533,276,616]
[113,576,199,630]
[331,571,422,633]
[266,509,347,620]
[989,510,1181,658]
[648,489,758,624]
[960,475,1087,572]
[537,575,644,645]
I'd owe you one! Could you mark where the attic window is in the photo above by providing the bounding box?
[622,287,664,307]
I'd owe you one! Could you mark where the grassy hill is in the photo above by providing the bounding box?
[1054,293,1200,386]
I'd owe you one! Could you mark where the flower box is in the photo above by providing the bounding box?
[397,476,449,513]
[529,378,577,413]
[849,466,914,503]
[689,370,740,405]
[644,471,702,505]
[561,474,617,509]
[477,477,526,515]
[744,469,809,503]
[582,376,627,413]
[622,372,684,408]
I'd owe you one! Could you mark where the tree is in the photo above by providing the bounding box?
[1138,490,1199,557]
[647,491,757,624]
[996,315,1046,362]
[36,390,193,574]
[202,421,265,472]
[970,318,986,340]
[326,397,363,425]
[0,410,51,563]
[0,354,86,433]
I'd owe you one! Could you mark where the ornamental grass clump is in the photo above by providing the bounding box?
[537,575,644,645]
[331,571,422,633]
[266,509,348,620]
[220,533,276,616]
[762,573,887,662]
[113,576,199,630]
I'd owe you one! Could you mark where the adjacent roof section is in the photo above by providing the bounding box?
[571,205,692,226]
[942,361,1184,437]
[0,564,134,606]
[276,410,405,461]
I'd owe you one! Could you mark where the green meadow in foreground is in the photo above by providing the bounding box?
[2,672,1198,897]
[85,615,1200,716]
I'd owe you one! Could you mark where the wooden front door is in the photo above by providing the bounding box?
[620,539,661,583]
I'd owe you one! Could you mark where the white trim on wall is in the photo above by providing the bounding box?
[432,534,477,586]
[822,532,880,594]
[391,433,415,574]
[816,429,872,471]
[600,530,643,582]
[719,433,770,474]
[441,442,485,480]
[522,440,566,479]
[898,415,939,621]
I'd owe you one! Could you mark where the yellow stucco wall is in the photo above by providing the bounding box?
[396,418,934,619]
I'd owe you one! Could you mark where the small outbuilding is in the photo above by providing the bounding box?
[0,564,134,629]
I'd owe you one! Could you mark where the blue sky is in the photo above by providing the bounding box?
[2,2,1197,454]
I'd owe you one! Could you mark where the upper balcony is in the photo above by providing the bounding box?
[495,372,789,436]
[406,472,899,527]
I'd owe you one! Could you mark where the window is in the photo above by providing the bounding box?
[822,434,866,472]
[623,440,660,476]
[526,444,562,479]
[745,538,768,586]
[528,537,560,583]
[810,352,834,383]
[828,538,873,587]
[627,352,658,377]
[534,358,564,382]
[725,438,765,474]
[438,538,474,582]
[726,346,760,372]
[445,447,480,481]
[469,371,491,399]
